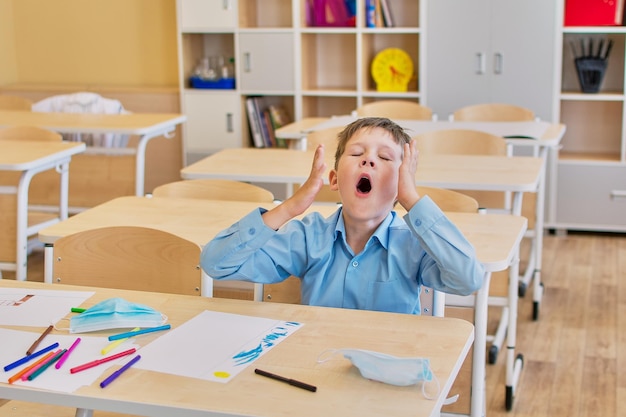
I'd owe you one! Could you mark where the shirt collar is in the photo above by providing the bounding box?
[333,208,396,250]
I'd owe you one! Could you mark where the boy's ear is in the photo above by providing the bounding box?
[329,169,339,191]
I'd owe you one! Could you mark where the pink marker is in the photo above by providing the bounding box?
[21,349,61,381]
[55,337,81,369]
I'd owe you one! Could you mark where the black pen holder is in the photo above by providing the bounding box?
[575,57,608,93]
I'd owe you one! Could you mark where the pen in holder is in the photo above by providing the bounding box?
[571,37,612,93]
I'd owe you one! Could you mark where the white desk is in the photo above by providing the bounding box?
[0,279,474,417]
[0,111,186,197]
[38,196,527,417]
[0,140,85,281]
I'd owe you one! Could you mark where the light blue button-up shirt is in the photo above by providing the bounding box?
[201,196,484,314]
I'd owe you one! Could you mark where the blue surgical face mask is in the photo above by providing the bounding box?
[69,298,167,334]
[318,348,447,401]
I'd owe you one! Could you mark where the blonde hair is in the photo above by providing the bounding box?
[334,117,411,169]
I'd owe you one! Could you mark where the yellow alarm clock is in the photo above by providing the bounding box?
[371,48,414,92]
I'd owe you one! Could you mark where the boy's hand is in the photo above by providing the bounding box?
[262,144,327,229]
[397,140,420,211]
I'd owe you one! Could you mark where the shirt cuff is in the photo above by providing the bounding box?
[403,195,445,233]
[236,208,276,249]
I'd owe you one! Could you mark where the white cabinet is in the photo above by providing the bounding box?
[238,33,295,92]
[424,0,558,121]
[182,92,241,163]
[178,0,236,31]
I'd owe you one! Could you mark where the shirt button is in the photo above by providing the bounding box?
[248,228,256,235]
[352,261,358,267]
[414,219,422,227]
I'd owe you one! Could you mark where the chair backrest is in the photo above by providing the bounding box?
[53,226,202,296]
[416,186,479,213]
[414,186,479,316]
[0,95,33,111]
[0,125,62,142]
[414,129,508,156]
[151,179,274,202]
[452,103,535,122]
[306,126,343,151]
[355,100,433,120]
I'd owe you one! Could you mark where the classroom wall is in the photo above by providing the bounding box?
[0,0,18,84]
[1,0,178,87]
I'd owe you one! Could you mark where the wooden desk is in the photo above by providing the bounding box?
[38,195,527,417]
[0,140,85,281]
[0,280,474,417]
[0,111,186,198]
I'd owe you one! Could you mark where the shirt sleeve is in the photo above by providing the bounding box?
[403,196,485,295]
[200,208,303,284]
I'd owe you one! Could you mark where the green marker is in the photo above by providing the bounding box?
[71,307,86,313]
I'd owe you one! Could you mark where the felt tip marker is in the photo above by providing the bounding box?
[56,337,81,369]
[70,348,136,374]
[100,355,141,388]
[26,325,54,355]
[28,349,66,381]
[4,342,60,372]
[254,368,317,392]
[101,328,139,355]
[8,350,56,384]
[107,324,171,341]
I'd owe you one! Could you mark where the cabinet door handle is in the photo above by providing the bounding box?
[223,0,231,10]
[226,113,233,133]
[494,52,503,74]
[244,52,251,72]
[610,190,626,200]
[476,53,485,75]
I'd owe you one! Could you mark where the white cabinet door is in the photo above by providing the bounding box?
[425,0,557,121]
[182,92,241,163]
[238,33,295,92]
[179,0,236,31]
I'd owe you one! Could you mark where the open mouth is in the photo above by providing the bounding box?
[356,176,372,194]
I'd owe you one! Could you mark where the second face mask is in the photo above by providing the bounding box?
[69,297,167,333]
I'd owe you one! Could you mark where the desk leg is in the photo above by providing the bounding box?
[15,170,35,281]
[471,270,491,417]
[44,244,54,284]
[135,129,175,197]
[506,256,524,410]
[201,271,214,297]
[74,408,93,417]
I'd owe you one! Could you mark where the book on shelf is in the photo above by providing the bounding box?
[380,0,394,27]
[245,97,265,148]
[268,105,292,148]
[262,111,277,148]
[308,0,355,27]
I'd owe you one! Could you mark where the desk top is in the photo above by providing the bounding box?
[181,148,544,193]
[0,111,186,135]
[0,140,86,170]
[38,196,527,272]
[275,116,565,148]
[0,279,474,417]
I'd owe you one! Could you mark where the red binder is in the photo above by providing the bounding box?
[564,0,625,26]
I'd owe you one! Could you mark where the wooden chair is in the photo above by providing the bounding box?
[355,100,433,120]
[452,103,535,122]
[0,126,63,278]
[151,179,275,202]
[53,226,202,295]
[0,95,32,111]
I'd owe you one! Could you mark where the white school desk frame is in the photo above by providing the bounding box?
[0,110,186,197]
[181,148,539,413]
[0,279,474,417]
[276,116,566,322]
[39,195,526,417]
[0,140,85,281]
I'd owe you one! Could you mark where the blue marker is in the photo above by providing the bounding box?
[107,324,171,341]
[4,342,60,372]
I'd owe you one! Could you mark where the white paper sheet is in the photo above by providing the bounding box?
[135,310,302,383]
[0,288,94,327]
[0,328,140,393]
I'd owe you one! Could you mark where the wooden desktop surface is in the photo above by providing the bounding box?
[0,140,86,170]
[181,148,543,193]
[0,279,474,417]
[38,196,526,273]
[0,111,186,135]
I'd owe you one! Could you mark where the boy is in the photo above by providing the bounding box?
[201,117,484,314]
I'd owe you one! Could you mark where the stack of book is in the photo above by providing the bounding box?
[245,97,292,148]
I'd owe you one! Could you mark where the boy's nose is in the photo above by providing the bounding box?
[361,159,374,167]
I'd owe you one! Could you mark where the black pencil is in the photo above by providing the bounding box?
[254,368,317,392]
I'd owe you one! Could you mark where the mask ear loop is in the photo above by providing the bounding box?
[53,318,71,332]
[316,348,342,364]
